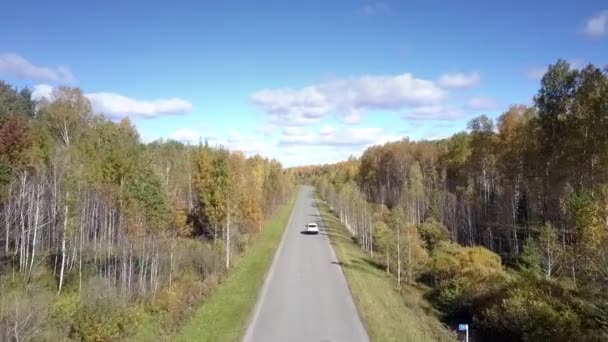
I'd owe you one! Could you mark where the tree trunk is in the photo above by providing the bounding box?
[27,184,41,282]
[397,226,401,288]
[57,204,68,295]
[4,186,11,255]
[226,209,231,270]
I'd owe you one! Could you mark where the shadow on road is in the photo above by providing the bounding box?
[299,230,320,235]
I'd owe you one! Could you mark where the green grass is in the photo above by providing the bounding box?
[315,196,456,342]
[174,193,296,342]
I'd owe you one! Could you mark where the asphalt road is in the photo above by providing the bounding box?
[243,186,369,342]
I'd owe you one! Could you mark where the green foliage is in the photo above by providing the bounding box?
[372,221,390,254]
[177,195,295,341]
[0,81,35,118]
[292,59,608,340]
[567,190,607,282]
[476,278,586,341]
[316,196,455,342]
[70,300,142,342]
[424,242,509,317]
[126,165,171,231]
[517,238,542,275]
[419,218,450,253]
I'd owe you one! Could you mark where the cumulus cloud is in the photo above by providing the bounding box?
[250,87,331,125]
[282,126,307,137]
[254,124,279,136]
[279,126,399,147]
[319,125,336,136]
[33,84,193,119]
[0,53,75,84]
[356,2,390,16]
[437,72,481,89]
[251,73,446,125]
[87,92,192,119]
[342,111,362,124]
[403,105,466,121]
[463,96,499,111]
[222,130,277,156]
[32,84,54,100]
[584,10,608,38]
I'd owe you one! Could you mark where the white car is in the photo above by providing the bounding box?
[306,223,319,234]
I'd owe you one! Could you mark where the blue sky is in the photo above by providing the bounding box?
[1,1,607,166]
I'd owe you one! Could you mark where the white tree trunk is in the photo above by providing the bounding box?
[397,227,401,288]
[226,209,231,270]
[27,184,41,281]
[58,205,68,295]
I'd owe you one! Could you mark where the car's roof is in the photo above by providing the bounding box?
[307,222,317,226]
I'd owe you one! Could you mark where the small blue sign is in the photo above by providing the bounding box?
[458,324,468,331]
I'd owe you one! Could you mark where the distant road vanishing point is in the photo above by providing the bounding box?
[243,186,369,342]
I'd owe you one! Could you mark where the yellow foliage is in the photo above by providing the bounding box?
[426,242,506,285]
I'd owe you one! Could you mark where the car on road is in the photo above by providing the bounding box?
[306,223,319,234]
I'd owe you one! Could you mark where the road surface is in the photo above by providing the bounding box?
[243,186,369,342]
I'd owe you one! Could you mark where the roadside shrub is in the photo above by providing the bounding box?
[69,277,143,342]
[475,277,584,341]
[424,242,506,286]
[419,218,450,253]
[70,302,143,342]
[148,285,182,314]
[174,239,223,280]
[0,290,52,342]
[234,232,251,254]
[423,242,510,320]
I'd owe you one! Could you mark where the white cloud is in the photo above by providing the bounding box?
[463,96,499,111]
[282,126,307,137]
[254,124,279,136]
[33,84,193,119]
[342,111,362,124]
[250,86,331,125]
[437,72,481,89]
[403,105,466,121]
[87,92,193,119]
[0,53,75,84]
[279,126,399,147]
[251,73,446,125]
[584,10,608,38]
[319,125,336,136]
[32,84,54,100]
[222,130,276,157]
[356,2,390,16]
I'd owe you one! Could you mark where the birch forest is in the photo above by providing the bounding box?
[297,60,608,340]
[0,82,293,341]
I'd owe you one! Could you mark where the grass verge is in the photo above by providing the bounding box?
[315,195,456,342]
[174,192,296,342]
